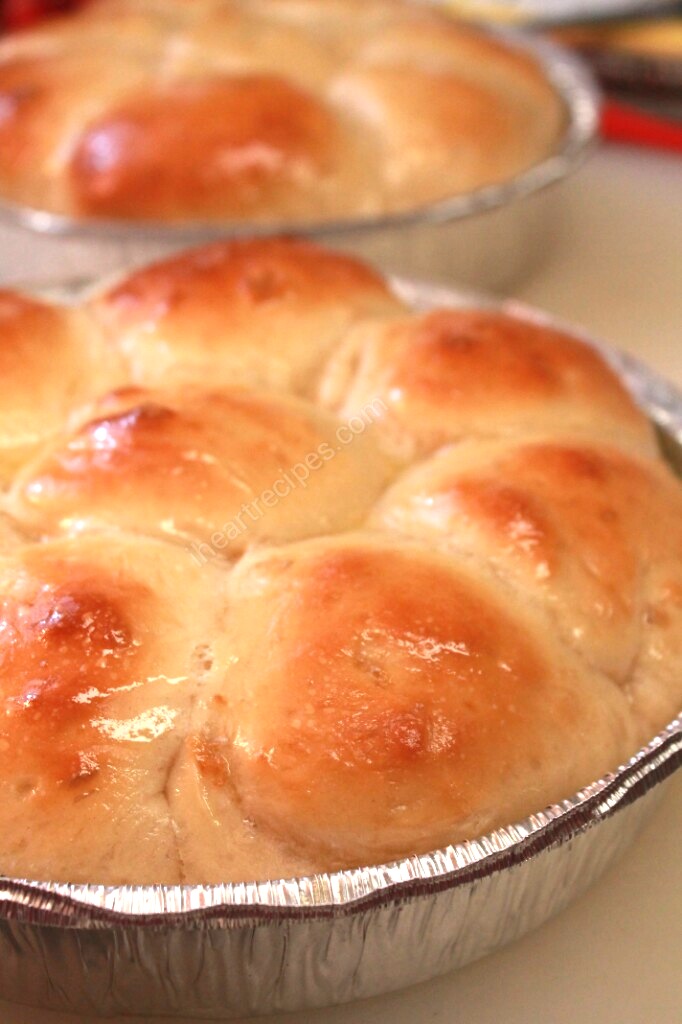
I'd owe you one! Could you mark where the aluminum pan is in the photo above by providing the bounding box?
[0,281,680,1016]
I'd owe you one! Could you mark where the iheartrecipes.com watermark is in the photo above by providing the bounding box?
[188,398,387,565]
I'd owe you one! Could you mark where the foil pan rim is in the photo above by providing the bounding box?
[0,719,679,929]
[0,278,680,929]
[0,29,598,242]
[439,0,681,28]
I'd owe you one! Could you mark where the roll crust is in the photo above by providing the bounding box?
[0,531,231,884]
[0,289,122,484]
[189,535,635,869]
[89,237,403,391]
[318,308,657,459]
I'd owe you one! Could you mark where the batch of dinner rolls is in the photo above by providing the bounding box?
[0,0,565,220]
[0,236,681,886]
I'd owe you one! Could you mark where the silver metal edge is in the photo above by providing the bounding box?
[0,719,679,928]
[437,0,681,28]
[0,28,599,242]
[0,275,680,929]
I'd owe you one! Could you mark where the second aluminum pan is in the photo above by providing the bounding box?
[0,30,598,292]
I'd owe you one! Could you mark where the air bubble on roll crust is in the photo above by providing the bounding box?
[191,643,215,681]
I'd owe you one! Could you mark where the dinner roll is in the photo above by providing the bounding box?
[331,64,559,207]
[0,531,230,885]
[369,438,682,708]
[10,386,396,554]
[185,534,636,870]
[70,76,371,222]
[89,238,403,392]
[0,289,121,484]
[319,308,657,459]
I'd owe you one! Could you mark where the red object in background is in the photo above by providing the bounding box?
[1,0,83,30]
[602,99,682,155]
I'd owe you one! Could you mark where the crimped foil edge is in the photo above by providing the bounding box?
[0,718,679,929]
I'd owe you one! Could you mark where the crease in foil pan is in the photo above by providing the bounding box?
[0,30,599,291]
[0,280,680,1017]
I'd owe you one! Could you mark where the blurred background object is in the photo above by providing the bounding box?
[1,0,84,30]
[441,0,680,25]
[555,13,682,147]
[440,1,682,150]
[555,14,682,119]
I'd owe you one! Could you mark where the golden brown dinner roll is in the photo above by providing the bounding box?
[0,0,566,220]
[0,530,231,885]
[9,385,395,554]
[0,289,121,484]
[172,5,341,89]
[70,76,366,222]
[352,13,564,154]
[0,236,679,886]
[182,533,636,870]
[319,308,657,459]
[89,237,403,392]
[369,438,682,702]
[0,51,153,214]
[331,62,560,207]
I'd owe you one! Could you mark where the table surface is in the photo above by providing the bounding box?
[1,143,681,1024]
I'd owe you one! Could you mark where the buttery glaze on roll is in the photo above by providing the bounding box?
[0,0,565,221]
[10,386,395,552]
[0,236,679,886]
[179,534,636,873]
[368,437,682,731]
[318,308,657,459]
[0,531,231,885]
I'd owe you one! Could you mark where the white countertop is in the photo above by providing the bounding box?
[1,144,681,1024]
[520,145,682,390]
